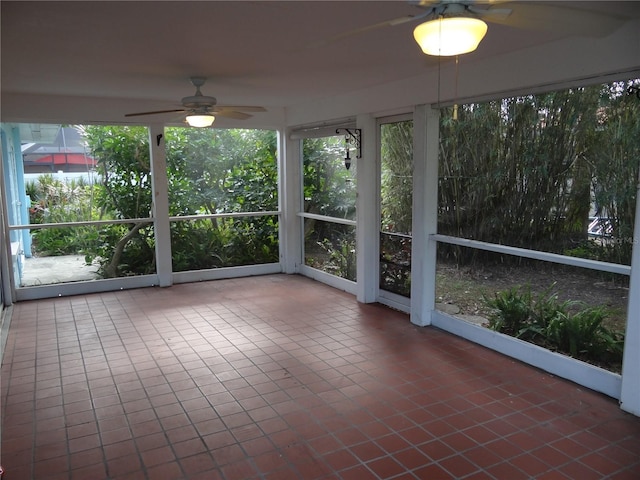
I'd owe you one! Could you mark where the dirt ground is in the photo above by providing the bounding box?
[435,261,630,332]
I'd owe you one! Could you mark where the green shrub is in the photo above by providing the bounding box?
[27,174,103,257]
[545,307,624,361]
[316,236,356,281]
[485,284,624,369]
[485,286,535,337]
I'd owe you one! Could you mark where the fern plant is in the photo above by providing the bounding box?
[485,286,534,337]
[485,284,624,369]
[545,306,623,360]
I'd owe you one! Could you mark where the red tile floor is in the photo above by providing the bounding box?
[1,274,639,479]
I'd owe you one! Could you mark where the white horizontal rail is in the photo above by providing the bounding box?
[381,231,412,240]
[8,211,281,231]
[298,212,357,227]
[9,218,153,230]
[432,234,631,276]
[170,211,280,222]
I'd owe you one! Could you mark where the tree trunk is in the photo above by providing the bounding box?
[104,222,151,278]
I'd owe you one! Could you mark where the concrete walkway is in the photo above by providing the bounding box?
[20,255,100,287]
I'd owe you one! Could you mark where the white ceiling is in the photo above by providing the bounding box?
[2,1,640,128]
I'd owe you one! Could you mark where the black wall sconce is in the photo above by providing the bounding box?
[336,128,361,170]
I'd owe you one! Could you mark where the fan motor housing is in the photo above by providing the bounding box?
[181,95,217,108]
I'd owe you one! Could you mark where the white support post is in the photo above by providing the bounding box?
[279,129,302,274]
[620,173,640,415]
[149,125,172,287]
[356,114,378,303]
[410,105,439,326]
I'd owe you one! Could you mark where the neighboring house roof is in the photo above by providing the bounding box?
[21,126,96,171]
[32,153,96,167]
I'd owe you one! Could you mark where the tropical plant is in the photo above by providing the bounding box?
[26,174,102,256]
[79,126,280,275]
[439,89,598,257]
[545,306,623,360]
[381,120,413,234]
[165,128,279,271]
[302,135,357,279]
[380,120,413,296]
[82,125,154,277]
[437,80,639,266]
[485,284,624,369]
[379,232,411,296]
[303,136,356,219]
[485,286,536,338]
[320,235,357,281]
[590,81,640,265]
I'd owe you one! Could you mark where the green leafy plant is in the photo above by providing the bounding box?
[485,284,624,370]
[438,80,640,265]
[379,233,412,297]
[26,174,102,257]
[319,236,356,281]
[545,307,623,361]
[81,126,280,276]
[485,286,535,337]
[305,233,356,282]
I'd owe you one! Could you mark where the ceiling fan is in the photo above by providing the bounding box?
[320,0,625,56]
[125,77,266,127]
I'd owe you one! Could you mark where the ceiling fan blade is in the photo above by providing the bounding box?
[310,11,430,48]
[214,110,253,120]
[467,6,512,20]
[125,109,185,117]
[217,105,266,113]
[489,2,625,37]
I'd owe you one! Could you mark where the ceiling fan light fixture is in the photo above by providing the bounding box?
[186,113,215,128]
[413,17,488,56]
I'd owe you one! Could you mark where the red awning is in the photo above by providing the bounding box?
[34,153,96,166]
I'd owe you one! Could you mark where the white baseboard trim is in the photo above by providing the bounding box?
[172,263,282,284]
[1,305,14,365]
[431,310,622,399]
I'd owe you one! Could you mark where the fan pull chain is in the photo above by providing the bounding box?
[453,55,459,121]
[437,16,442,113]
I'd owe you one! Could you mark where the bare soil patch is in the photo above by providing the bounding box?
[436,261,629,332]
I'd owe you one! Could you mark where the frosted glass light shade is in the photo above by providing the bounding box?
[413,17,488,56]
[186,114,215,127]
